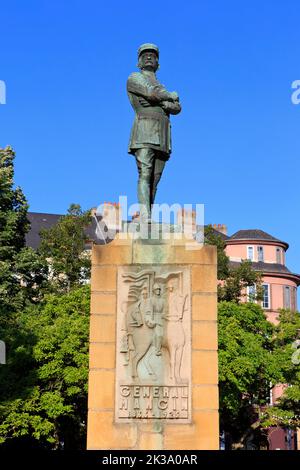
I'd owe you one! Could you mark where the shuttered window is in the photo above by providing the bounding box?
[283,286,291,309]
[247,246,254,261]
[276,248,281,264]
[262,284,270,309]
[257,246,264,262]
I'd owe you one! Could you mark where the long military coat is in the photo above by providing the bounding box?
[127,70,181,156]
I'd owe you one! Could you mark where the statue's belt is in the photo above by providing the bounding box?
[135,109,168,120]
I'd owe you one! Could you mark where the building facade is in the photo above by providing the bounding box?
[224,229,300,324]
[223,228,300,450]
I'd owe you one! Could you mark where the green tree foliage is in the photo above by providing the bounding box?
[260,309,300,429]
[204,225,229,280]
[0,286,90,449]
[0,146,29,256]
[0,147,47,316]
[218,301,280,447]
[0,148,92,448]
[205,225,263,303]
[218,260,263,304]
[39,204,91,292]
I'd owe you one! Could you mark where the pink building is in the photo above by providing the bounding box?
[225,229,300,324]
[224,228,300,450]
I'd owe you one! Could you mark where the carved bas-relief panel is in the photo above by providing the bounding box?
[115,265,191,423]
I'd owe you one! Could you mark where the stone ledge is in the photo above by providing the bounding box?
[92,244,133,265]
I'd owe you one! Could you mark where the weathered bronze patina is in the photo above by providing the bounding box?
[127,43,181,222]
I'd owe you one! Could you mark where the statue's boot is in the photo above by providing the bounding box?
[138,178,151,223]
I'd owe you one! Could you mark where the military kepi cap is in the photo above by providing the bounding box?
[138,43,159,58]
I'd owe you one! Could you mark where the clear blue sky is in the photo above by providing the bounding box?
[1,0,300,275]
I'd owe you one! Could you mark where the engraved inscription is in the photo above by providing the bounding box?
[115,266,191,423]
[118,384,189,419]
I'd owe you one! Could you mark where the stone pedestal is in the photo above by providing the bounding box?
[87,234,219,450]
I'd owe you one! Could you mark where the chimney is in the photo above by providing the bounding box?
[96,202,122,230]
[212,223,227,235]
[176,209,197,233]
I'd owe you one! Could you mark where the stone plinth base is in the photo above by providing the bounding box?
[87,235,219,450]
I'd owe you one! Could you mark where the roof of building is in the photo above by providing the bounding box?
[25,212,62,249]
[207,226,229,241]
[230,260,290,274]
[227,229,289,249]
[25,212,116,249]
[230,260,300,285]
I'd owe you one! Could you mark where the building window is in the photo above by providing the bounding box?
[284,286,291,309]
[247,285,256,302]
[257,246,264,262]
[247,246,254,261]
[276,248,281,264]
[262,284,270,309]
[292,287,297,311]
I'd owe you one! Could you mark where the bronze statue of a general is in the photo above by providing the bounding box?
[127,43,181,222]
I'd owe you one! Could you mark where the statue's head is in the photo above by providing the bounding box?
[152,282,162,296]
[168,277,179,293]
[137,43,159,72]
